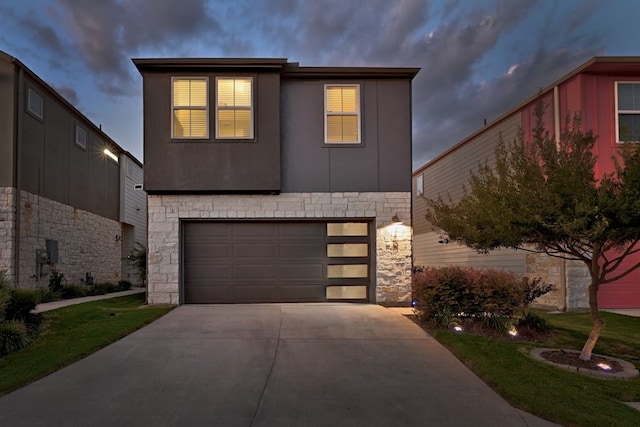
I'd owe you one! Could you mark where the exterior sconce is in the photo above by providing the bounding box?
[103,148,119,162]
[115,234,122,242]
[391,214,402,225]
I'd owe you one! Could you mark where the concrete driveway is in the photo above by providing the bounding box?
[0,304,558,426]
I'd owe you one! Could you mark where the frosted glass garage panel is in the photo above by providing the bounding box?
[327,243,368,257]
[326,285,367,299]
[327,264,368,278]
[327,223,368,236]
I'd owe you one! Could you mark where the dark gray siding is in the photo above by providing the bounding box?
[281,79,412,192]
[18,75,120,221]
[0,59,15,187]
[142,71,281,193]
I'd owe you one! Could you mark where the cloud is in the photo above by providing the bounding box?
[52,0,219,95]
[54,84,79,106]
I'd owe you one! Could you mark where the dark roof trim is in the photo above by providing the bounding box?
[132,58,289,74]
[132,57,420,80]
[282,65,420,80]
[413,56,640,175]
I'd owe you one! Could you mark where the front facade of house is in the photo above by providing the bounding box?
[413,57,640,310]
[134,58,419,305]
[0,51,147,288]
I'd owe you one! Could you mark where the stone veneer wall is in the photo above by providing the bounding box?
[17,190,122,288]
[526,252,590,310]
[147,192,412,305]
[0,187,16,282]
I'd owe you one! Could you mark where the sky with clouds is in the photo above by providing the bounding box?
[1,0,639,170]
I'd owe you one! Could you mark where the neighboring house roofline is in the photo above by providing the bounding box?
[413,56,640,175]
[131,57,420,80]
[0,50,140,165]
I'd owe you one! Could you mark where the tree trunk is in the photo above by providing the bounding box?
[580,281,604,361]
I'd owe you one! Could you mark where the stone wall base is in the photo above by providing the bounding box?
[147,192,412,305]
[16,190,122,288]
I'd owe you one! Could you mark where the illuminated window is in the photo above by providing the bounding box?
[216,77,253,139]
[325,85,360,143]
[172,77,208,139]
[616,82,640,143]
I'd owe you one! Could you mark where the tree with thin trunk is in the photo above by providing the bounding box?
[426,103,640,360]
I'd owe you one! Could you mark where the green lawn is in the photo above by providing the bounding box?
[428,311,640,426]
[0,294,173,396]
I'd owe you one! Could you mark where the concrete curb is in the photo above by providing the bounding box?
[529,347,639,379]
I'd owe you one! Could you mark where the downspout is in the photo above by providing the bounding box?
[13,65,24,288]
[553,85,567,311]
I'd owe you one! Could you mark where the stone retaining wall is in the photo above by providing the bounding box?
[0,187,16,282]
[147,192,412,305]
[17,190,122,288]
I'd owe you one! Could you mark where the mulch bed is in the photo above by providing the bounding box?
[540,350,624,373]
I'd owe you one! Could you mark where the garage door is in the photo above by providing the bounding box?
[183,221,371,303]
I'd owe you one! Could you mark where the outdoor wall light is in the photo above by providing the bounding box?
[103,148,119,162]
[391,214,402,225]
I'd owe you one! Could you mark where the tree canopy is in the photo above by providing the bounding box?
[427,104,640,359]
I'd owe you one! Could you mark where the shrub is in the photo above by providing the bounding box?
[5,289,40,321]
[38,288,58,303]
[413,266,526,322]
[127,243,147,285]
[48,270,65,293]
[0,271,11,321]
[518,311,551,332]
[117,280,132,291]
[86,282,118,296]
[0,321,29,356]
[412,266,552,334]
[61,284,86,299]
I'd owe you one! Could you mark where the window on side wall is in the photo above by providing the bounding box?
[415,174,424,196]
[616,82,640,143]
[75,125,87,149]
[324,84,360,144]
[216,77,253,139]
[172,77,208,139]
[27,87,44,120]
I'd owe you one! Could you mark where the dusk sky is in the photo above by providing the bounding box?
[1,0,639,170]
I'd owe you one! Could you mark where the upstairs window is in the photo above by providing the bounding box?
[325,84,360,143]
[616,82,640,143]
[172,77,208,139]
[216,77,253,139]
[27,87,44,120]
[75,125,87,149]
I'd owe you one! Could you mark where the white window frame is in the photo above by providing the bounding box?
[75,125,87,150]
[171,77,209,139]
[215,77,254,140]
[415,174,424,196]
[324,84,361,144]
[27,87,43,120]
[615,81,640,143]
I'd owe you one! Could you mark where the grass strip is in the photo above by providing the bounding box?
[427,311,640,427]
[0,294,173,396]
